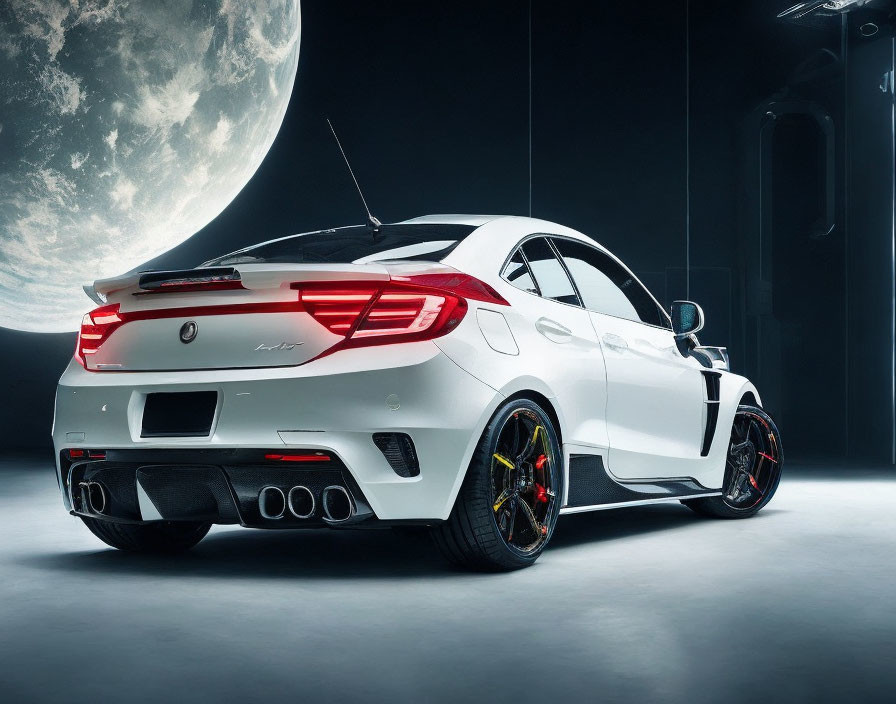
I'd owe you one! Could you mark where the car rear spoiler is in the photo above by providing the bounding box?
[134,268,242,294]
[82,262,396,305]
[83,268,242,303]
[83,284,106,305]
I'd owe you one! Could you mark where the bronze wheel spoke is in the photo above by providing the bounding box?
[519,499,541,537]
[507,496,519,541]
[516,424,545,463]
[492,488,512,513]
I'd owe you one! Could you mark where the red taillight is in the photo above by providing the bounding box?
[294,272,504,349]
[353,289,450,339]
[264,453,331,462]
[298,284,380,335]
[388,273,509,306]
[74,271,508,368]
[76,304,124,367]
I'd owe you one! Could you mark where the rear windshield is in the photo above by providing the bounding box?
[202,224,478,266]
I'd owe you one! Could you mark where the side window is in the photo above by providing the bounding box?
[521,238,581,306]
[500,249,539,295]
[551,238,664,327]
[654,303,672,330]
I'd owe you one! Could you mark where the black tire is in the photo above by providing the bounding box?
[432,399,562,571]
[80,517,211,553]
[684,404,783,519]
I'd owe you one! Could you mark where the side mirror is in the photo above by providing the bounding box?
[671,300,704,339]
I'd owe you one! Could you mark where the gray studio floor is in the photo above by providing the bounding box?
[0,454,893,704]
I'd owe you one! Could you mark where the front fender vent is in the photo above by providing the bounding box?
[701,371,722,457]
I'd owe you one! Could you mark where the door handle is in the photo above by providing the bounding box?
[535,317,572,343]
[601,333,629,350]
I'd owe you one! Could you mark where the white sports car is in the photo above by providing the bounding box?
[53,215,782,570]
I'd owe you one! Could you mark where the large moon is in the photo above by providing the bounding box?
[0,0,300,332]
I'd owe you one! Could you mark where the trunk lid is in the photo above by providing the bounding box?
[85,264,391,371]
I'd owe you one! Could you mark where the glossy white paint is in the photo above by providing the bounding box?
[53,215,761,521]
[475,309,519,355]
[593,312,707,479]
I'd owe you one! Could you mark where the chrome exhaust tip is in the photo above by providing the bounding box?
[287,485,315,519]
[258,486,286,520]
[321,485,354,523]
[80,481,107,514]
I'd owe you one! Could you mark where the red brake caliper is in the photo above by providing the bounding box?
[534,454,548,504]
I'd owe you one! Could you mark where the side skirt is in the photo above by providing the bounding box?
[560,493,722,515]
[561,453,720,514]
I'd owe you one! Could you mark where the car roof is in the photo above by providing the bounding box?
[200,214,604,270]
[400,214,606,250]
[432,216,672,327]
[399,214,505,226]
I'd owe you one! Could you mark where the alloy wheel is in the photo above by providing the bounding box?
[489,407,559,554]
[723,408,782,510]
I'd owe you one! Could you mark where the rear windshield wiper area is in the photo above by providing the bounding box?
[201,223,478,267]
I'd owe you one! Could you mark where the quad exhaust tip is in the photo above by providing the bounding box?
[322,485,355,523]
[258,486,286,520]
[287,485,315,519]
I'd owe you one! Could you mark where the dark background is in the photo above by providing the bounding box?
[3,0,895,463]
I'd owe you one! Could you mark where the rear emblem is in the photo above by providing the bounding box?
[179,321,198,344]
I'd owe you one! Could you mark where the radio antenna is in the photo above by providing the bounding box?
[327,118,381,233]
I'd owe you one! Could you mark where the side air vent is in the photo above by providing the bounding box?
[372,433,420,477]
[700,371,722,456]
[567,454,608,506]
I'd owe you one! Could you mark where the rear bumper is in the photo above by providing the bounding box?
[62,449,377,528]
[53,343,501,521]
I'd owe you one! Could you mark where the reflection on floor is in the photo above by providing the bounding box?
[1,454,893,703]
